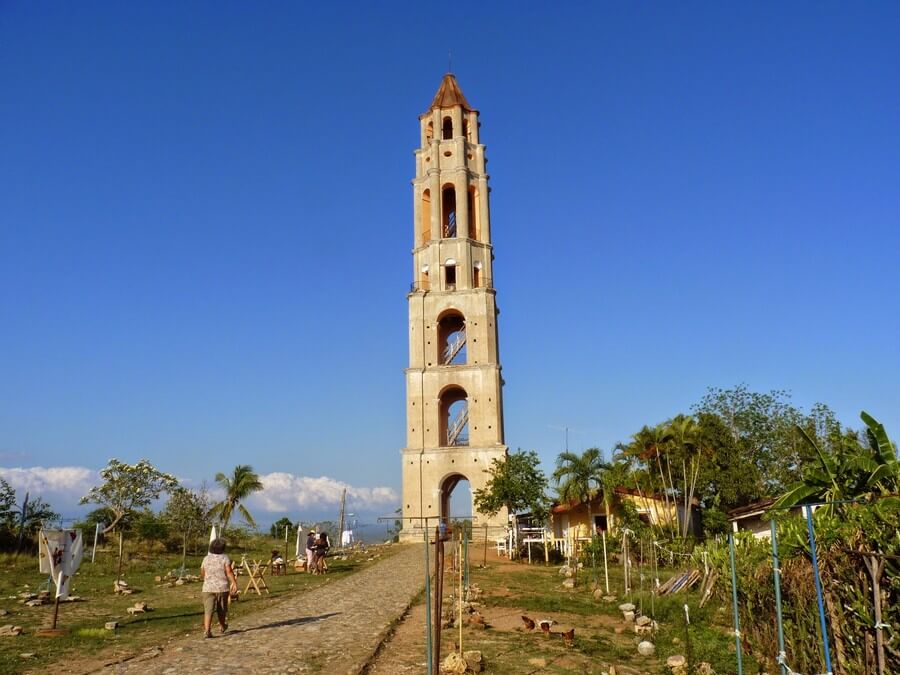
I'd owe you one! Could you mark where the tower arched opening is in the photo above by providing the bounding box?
[440,473,472,525]
[441,185,457,238]
[439,386,469,447]
[437,310,466,365]
[467,186,478,241]
[442,116,453,140]
[426,120,434,143]
[420,189,431,244]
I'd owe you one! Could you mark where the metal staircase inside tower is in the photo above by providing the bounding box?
[447,406,469,446]
[442,328,466,365]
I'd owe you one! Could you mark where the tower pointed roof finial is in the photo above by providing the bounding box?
[426,72,474,114]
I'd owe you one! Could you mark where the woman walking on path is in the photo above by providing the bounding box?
[200,537,238,638]
[314,531,330,574]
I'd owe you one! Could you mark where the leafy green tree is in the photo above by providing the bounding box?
[80,458,179,534]
[162,487,211,561]
[80,458,178,582]
[693,385,807,494]
[0,478,15,530]
[133,510,169,551]
[210,465,263,533]
[552,447,608,537]
[270,516,294,539]
[473,449,549,521]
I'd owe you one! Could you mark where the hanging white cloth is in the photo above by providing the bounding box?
[38,529,84,599]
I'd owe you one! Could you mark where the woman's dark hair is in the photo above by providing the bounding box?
[209,538,226,554]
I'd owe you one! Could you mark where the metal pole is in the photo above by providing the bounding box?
[728,533,744,675]
[432,525,444,675]
[770,520,787,675]
[91,522,100,563]
[458,537,463,655]
[805,506,833,675]
[602,530,609,594]
[423,523,433,675]
[50,594,61,630]
[463,523,469,593]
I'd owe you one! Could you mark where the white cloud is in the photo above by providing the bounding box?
[247,472,399,515]
[0,466,96,499]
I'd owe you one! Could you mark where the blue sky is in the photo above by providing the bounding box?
[1,3,898,523]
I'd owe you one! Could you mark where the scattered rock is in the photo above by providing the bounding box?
[635,615,652,627]
[104,621,119,630]
[667,655,686,668]
[618,603,636,612]
[672,637,681,645]
[635,622,655,636]
[19,653,35,659]
[696,662,715,674]
[562,578,575,589]
[637,640,655,656]
[18,593,37,601]
[593,588,605,600]
[0,610,8,616]
[24,600,44,608]
[463,650,483,672]
[0,625,23,636]
[120,589,134,595]
[603,595,617,602]
[622,610,635,622]
[174,579,185,586]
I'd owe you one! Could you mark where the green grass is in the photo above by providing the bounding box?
[0,539,397,674]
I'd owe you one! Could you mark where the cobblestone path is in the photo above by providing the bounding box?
[102,544,425,675]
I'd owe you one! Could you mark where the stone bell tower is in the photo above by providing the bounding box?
[400,74,508,542]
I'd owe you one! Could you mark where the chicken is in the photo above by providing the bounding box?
[561,627,575,647]
[538,619,556,636]
[521,615,535,631]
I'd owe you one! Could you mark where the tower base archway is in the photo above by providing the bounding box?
[399,446,508,542]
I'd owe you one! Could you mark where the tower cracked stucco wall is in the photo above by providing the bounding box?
[400,74,508,542]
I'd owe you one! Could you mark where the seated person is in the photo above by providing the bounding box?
[270,549,285,575]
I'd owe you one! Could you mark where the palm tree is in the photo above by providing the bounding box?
[553,447,608,539]
[668,414,701,537]
[210,465,264,534]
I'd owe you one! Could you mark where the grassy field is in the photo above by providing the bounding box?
[372,546,764,674]
[0,537,396,675]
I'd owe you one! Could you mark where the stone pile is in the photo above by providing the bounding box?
[0,625,23,636]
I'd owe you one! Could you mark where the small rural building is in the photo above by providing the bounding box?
[550,488,699,545]
[727,498,808,538]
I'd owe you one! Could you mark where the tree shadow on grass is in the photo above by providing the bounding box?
[226,612,340,635]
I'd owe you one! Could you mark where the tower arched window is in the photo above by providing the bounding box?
[443,258,457,291]
[441,185,456,238]
[442,116,453,140]
[437,311,466,365]
[439,386,469,447]
[463,118,470,142]
[467,186,478,240]
[420,189,431,244]
[426,120,434,143]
